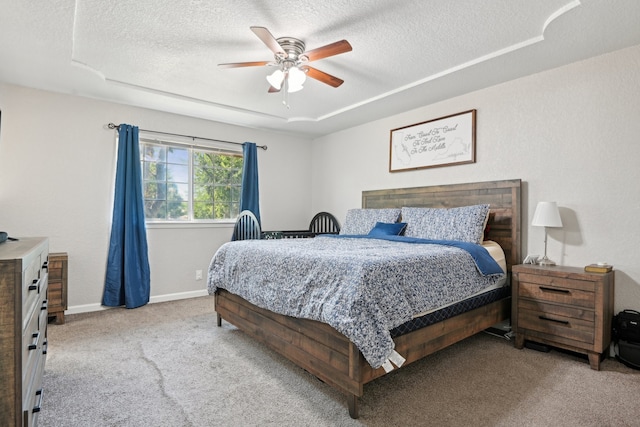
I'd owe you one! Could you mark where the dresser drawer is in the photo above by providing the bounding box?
[22,254,43,330]
[518,280,595,309]
[22,306,42,384]
[23,345,46,427]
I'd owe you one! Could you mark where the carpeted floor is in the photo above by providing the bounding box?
[40,297,640,426]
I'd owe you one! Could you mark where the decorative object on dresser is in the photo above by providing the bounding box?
[512,264,614,370]
[47,252,68,325]
[0,237,49,426]
[584,263,613,274]
[531,201,563,266]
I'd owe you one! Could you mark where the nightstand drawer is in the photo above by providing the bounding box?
[48,281,63,309]
[518,298,595,322]
[517,272,596,292]
[519,307,594,344]
[518,280,595,309]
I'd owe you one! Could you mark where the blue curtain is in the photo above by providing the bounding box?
[240,142,261,225]
[102,124,151,309]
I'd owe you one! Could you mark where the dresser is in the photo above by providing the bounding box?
[512,264,614,370]
[0,237,49,426]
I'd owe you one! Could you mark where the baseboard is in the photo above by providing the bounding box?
[66,289,209,315]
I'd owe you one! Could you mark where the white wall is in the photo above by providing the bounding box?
[0,84,313,311]
[311,44,640,313]
[3,43,640,315]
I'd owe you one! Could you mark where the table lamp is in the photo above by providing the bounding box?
[532,201,563,266]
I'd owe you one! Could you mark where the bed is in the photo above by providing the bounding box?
[208,179,521,418]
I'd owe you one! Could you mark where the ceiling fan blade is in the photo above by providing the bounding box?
[250,26,286,57]
[218,61,271,69]
[268,85,281,93]
[302,66,344,88]
[304,40,352,62]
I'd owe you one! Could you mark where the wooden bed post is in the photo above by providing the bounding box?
[347,341,362,419]
[347,394,359,419]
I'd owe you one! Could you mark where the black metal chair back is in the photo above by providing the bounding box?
[232,210,261,240]
[309,212,341,235]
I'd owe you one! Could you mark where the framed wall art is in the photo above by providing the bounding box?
[389,109,476,172]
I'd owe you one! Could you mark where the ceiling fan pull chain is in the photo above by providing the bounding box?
[283,71,290,108]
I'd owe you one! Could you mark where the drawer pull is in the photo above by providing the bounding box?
[41,299,48,310]
[42,261,49,270]
[28,332,40,350]
[539,286,570,294]
[33,389,44,413]
[29,278,40,291]
[43,339,48,355]
[539,315,570,325]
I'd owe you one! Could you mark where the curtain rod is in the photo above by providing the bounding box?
[107,123,267,150]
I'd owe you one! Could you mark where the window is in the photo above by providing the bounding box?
[140,139,243,222]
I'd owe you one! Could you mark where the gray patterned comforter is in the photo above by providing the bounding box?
[207,235,504,369]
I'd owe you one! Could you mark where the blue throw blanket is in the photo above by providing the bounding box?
[327,234,504,276]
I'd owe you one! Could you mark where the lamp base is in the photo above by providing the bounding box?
[537,256,556,266]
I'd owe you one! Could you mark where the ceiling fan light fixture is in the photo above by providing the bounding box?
[266,69,284,90]
[288,66,306,90]
[287,83,304,93]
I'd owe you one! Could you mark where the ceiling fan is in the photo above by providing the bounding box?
[219,26,352,106]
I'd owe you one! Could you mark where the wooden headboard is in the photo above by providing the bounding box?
[362,179,521,271]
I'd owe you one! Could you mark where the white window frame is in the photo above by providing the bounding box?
[139,135,243,224]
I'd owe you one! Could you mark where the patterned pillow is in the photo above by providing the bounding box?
[340,208,401,235]
[401,204,490,244]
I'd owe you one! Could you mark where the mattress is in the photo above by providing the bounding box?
[410,240,507,319]
[391,285,510,338]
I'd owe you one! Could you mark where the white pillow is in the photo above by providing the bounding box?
[340,208,401,235]
[401,204,490,244]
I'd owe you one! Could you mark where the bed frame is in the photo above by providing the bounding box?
[215,179,521,418]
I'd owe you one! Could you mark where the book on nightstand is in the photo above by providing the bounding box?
[584,263,613,273]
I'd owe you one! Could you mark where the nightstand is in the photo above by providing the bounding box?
[512,264,615,370]
[47,252,68,324]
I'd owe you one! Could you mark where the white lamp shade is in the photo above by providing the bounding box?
[266,69,284,90]
[288,67,306,87]
[532,201,563,228]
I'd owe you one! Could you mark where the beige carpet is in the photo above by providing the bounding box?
[40,297,640,426]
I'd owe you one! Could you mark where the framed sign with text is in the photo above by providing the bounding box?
[389,109,476,172]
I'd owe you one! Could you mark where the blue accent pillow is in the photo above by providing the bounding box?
[368,222,407,237]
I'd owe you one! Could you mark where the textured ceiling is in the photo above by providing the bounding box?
[1,1,640,137]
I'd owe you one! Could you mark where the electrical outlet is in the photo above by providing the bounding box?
[195,270,203,280]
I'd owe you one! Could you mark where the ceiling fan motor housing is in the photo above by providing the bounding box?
[275,37,307,65]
